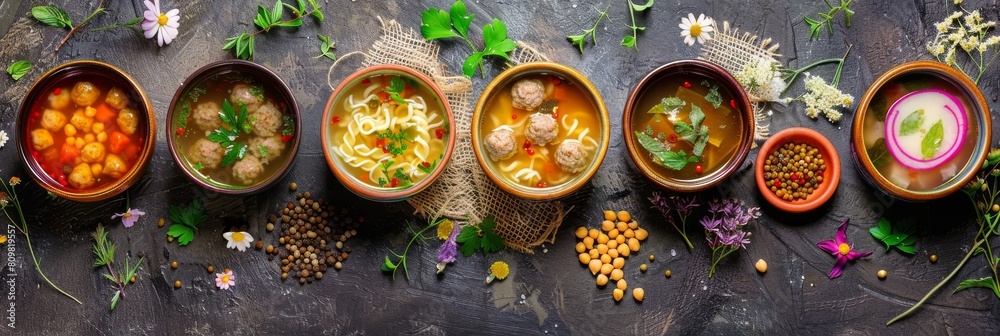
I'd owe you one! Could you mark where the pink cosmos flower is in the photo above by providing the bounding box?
[141,0,179,46]
[215,269,235,290]
[111,208,145,228]
[817,219,872,279]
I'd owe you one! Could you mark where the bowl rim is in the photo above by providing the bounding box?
[754,127,841,213]
[320,64,457,202]
[16,60,156,202]
[470,62,611,201]
[165,60,302,195]
[622,59,756,193]
[851,60,992,201]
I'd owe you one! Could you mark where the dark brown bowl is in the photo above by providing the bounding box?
[166,60,301,194]
[622,59,755,193]
[16,60,156,202]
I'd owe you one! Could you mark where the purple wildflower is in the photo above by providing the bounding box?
[649,192,701,250]
[111,208,145,228]
[436,223,460,273]
[817,219,872,279]
[703,198,760,277]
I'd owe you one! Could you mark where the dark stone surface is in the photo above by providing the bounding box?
[1,0,999,334]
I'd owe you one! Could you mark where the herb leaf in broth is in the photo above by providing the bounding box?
[176,101,191,130]
[647,97,685,114]
[221,143,248,167]
[282,115,295,136]
[868,138,891,167]
[538,99,559,114]
[869,94,888,122]
[187,85,207,102]
[635,131,698,170]
[207,100,252,167]
[899,109,924,136]
[384,76,407,104]
[249,85,265,102]
[701,80,723,108]
[673,105,711,156]
[921,120,944,159]
[258,144,270,159]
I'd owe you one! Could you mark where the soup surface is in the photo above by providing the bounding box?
[328,74,449,189]
[480,75,600,188]
[26,78,146,190]
[631,75,743,180]
[862,74,977,191]
[173,72,296,187]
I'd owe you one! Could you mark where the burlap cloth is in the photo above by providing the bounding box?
[328,18,565,253]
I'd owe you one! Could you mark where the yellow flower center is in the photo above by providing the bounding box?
[232,232,245,242]
[838,243,851,256]
[690,24,702,37]
[123,212,131,218]
[222,275,230,283]
[157,13,169,26]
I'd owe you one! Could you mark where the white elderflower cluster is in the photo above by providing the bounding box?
[927,7,1000,82]
[734,57,789,104]
[801,73,853,123]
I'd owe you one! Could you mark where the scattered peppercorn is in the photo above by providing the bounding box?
[764,142,826,201]
[266,223,275,232]
[877,269,888,280]
[664,269,672,278]
[289,182,298,191]
[171,261,178,269]
[930,254,938,263]
[173,280,181,289]
[157,218,165,228]
[167,236,174,243]
[270,190,360,284]
[255,241,264,250]
[207,265,215,273]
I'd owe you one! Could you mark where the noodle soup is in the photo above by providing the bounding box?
[327,74,450,189]
[478,75,601,188]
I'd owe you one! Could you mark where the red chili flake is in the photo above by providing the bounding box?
[511,114,518,120]
[695,165,703,174]
[526,148,535,156]
[332,116,341,124]
[375,138,386,147]
[176,127,185,136]
[667,133,679,143]
[817,170,824,176]
[551,112,558,119]
[390,178,400,188]
[523,140,532,149]
[683,81,691,88]
[435,128,445,139]
[730,99,737,109]
[790,173,798,180]
[361,78,372,85]
[381,145,389,153]
[774,180,781,188]
[54,88,61,95]
[552,78,562,86]
[422,161,431,168]
[536,181,547,188]
[798,178,806,185]
[281,135,293,142]
[358,216,365,223]
[214,86,224,93]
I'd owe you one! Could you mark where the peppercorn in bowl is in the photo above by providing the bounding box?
[755,127,841,213]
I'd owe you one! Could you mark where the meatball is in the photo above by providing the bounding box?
[556,140,589,173]
[68,163,95,189]
[188,138,225,170]
[117,108,140,135]
[70,110,95,133]
[248,136,286,163]
[229,83,262,112]
[192,101,223,131]
[525,113,558,146]
[31,129,54,151]
[511,79,545,111]
[105,87,131,110]
[40,109,67,132]
[484,126,517,160]
[48,89,71,109]
[232,154,264,185]
[249,101,282,137]
[81,142,106,164]
[103,154,128,179]
[71,81,101,107]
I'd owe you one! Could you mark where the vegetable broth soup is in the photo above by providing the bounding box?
[328,74,449,189]
[26,78,146,190]
[631,75,744,180]
[172,72,296,187]
[863,74,978,191]
[480,75,600,188]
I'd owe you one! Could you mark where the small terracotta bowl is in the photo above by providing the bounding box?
[321,65,456,202]
[16,60,156,202]
[622,60,755,193]
[166,60,301,194]
[755,127,841,213]
[471,62,610,201]
[851,60,991,201]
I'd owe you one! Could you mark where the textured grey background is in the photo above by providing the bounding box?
[1,0,999,334]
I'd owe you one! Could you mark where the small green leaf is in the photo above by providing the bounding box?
[449,0,474,39]
[462,52,484,78]
[31,6,72,29]
[457,226,481,257]
[899,109,924,136]
[381,256,398,272]
[882,233,910,246]
[895,244,916,255]
[567,33,586,53]
[7,60,31,80]
[867,138,891,167]
[420,8,459,41]
[254,5,272,31]
[921,121,944,159]
[954,277,1000,297]
[621,35,636,48]
[648,97,685,114]
[630,0,655,11]
[110,291,121,311]
[271,0,284,23]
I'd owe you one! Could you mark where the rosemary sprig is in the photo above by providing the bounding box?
[92,223,143,311]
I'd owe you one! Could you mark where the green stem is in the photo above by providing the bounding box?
[55,1,106,52]
[678,212,695,251]
[886,237,984,325]
[459,37,487,78]
[625,0,638,49]
[394,219,441,280]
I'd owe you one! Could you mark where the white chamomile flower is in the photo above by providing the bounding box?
[223,231,254,252]
[679,13,714,46]
[0,130,8,149]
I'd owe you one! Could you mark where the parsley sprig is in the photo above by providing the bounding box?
[314,34,336,60]
[566,5,610,53]
[166,199,208,246]
[376,129,410,157]
[457,215,505,257]
[206,100,252,167]
[224,0,324,59]
[637,100,710,171]
[621,0,654,49]
[92,224,143,311]
[420,0,517,77]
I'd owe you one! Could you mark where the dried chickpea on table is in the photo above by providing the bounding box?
[575,209,648,302]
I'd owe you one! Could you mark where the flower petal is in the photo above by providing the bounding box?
[697,35,705,44]
[141,20,158,31]
[157,28,165,46]
[223,232,234,240]
[144,0,157,13]
[846,250,872,260]
[684,35,695,46]
[166,16,180,28]
[816,240,839,255]
[144,11,158,21]
[679,22,691,30]
[111,213,123,219]
[835,219,849,245]
[698,13,706,23]
[166,8,179,18]
[702,25,715,33]
[828,256,848,278]
[688,13,697,24]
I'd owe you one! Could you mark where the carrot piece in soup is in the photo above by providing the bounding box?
[123,144,140,160]
[108,131,131,154]
[94,103,118,123]
[60,143,80,164]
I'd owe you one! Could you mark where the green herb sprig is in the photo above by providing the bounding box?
[381,217,446,280]
[6,60,31,81]
[92,224,143,311]
[803,0,854,40]
[314,34,336,60]
[621,0,654,49]
[31,3,107,52]
[384,76,408,104]
[457,215,505,257]
[566,5,610,53]
[779,44,852,94]
[869,218,917,255]
[166,199,208,246]
[420,0,517,78]
[205,99,252,167]
[224,0,324,59]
